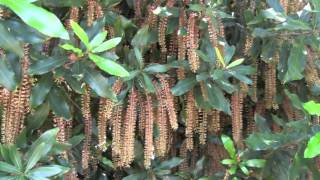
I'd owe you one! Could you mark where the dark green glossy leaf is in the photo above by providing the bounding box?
[0,57,17,90]
[141,73,155,93]
[25,143,46,172]
[28,165,69,178]
[283,44,306,83]
[0,161,20,174]
[28,57,67,75]
[255,114,271,133]
[30,74,53,108]
[27,102,50,131]
[171,77,197,96]
[8,145,22,171]
[207,83,231,114]
[252,28,273,38]
[3,20,46,44]
[83,67,117,101]
[246,133,284,150]
[102,158,114,168]
[275,18,311,31]
[68,134,85,147]
[48,87,72,119]
[0,23,23,57]
[157,157,184,170]
[26,128,59,159]
[144,63,169,73]
[266,0,284,12]
[0,0,69,39]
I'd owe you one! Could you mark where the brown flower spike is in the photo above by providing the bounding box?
[187,13,200,73]
[144,93,154,169]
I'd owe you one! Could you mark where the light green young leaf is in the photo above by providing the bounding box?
[245,159,266,168]
[89,31,108,48]
[226,58,245,69]
[303,101,320,116]
[25,143,46,172]
[60,44,83,56]
[239,164,250,175]
[92,37,122,53]
[221,135,236,159]
[0,0,69,39]
[221,159,236,165]
[70,20,89,48]
[304,132,320,158]
[88,53,129,77]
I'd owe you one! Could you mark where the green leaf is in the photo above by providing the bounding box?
[157,157,184,170]
[48,87,72,119]
[0,161,20,174]
[30,74,53,108]
[283,44,306,83]
[266,0,285,12]
[68,134,85,147]
[144,63,169,73]
[27,102,50,131]
[246,133,284,150]
[252,28,273,38]
[262,8,286,22]
[28,57,68,75]
[25,143,46,172]
[239,164,250,175]
[70,20,89,47]
[131,26,153,48]
[226,58,245,69]
[26,128,59,160]
[28,165,69,178]
[215,47,226,67]
[303,101,320,116]
[102,157,114,168]
[255,114,271,133]
[92,37,121,53]
[192,156,206,177]
[207,83,231,114]
[0,23,23,57]
[0,57,17,91]
[304,132,320,158]
[83,67,117,101]
[88,54,129,77]
[60,44,83,56]
[275,18,311,31]
[0,0,69,39]
[224,44,236,65]
[141,73,155,93]
[221,159,236,165]
[196,50,211,62]
[90,31,108,48]
[8,145,22,171]
[221,135,236,159]
[245,159,266,168]
[171,77,197,96]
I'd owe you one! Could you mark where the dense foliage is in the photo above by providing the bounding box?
[0,0,320,179]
